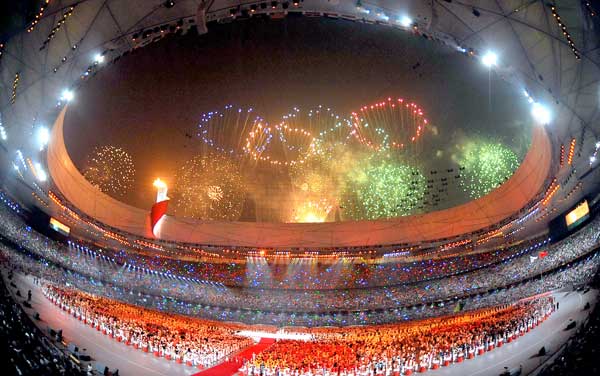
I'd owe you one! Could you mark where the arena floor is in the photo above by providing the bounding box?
[8,272,598,376]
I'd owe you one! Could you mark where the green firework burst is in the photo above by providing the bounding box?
[341,154,426,220]
[458,141,519,199]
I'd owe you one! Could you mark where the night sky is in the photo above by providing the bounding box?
[63,16,532,220]
[0,0,40,42]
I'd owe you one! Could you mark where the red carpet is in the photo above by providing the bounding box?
[193,338,275,376]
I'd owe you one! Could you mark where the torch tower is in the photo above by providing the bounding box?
[150,178,169,238]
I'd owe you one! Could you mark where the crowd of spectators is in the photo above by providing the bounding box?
[1,198,600,325]
[23,268,558,376]
[243,297,555,375]
[0,198,552,290]
[98,237,547,290]
[1,235,594,374]
[2,234,597,327]
[42,285,252,369]
[0,270,84,375]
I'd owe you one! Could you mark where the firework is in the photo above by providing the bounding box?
[206,185,224,202]
[197,105,264,155]
[457,140,519,199]
[244,120,317,166]
[185,101,437,221]
[291,198,334,223]
[274,122,317,165]
[242,106,355,167]
[341,154,426,220]
[289,146,339,195]
[172,154,245,220]
[242,120,273,158]
[283,106,354,146]
[283,107,353,193]
[303,108,355,162]
[83,146,135,197]
[350,97,429,152]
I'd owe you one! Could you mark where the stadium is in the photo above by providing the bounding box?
[0,1,599,375]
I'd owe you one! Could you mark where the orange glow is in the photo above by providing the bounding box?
[567,138,576,165]
[153,178,167,189]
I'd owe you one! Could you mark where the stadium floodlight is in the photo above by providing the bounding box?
[523,89,534,103]
[531,102,552,125]
[93,53,105,64]
[400,15,412,27]
[590,156,596,163]
[34,162,47,182]
[37,127,50,150]
[61,89,74,102]
[481,51,498,67]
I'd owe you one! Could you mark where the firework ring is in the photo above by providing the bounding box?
[283,106,354,143]
[242,120,274,157]
[350,97,429,151]
[197,105,265,155]
[243,120,317,166]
